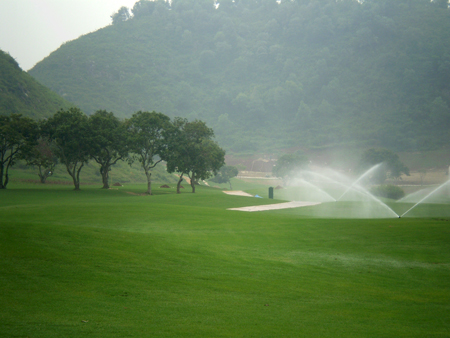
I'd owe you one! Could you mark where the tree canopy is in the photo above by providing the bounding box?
[127,111,171,194]
[23,137,58,184]
[0,114,38,189]
[210,165,239,189]
[166,119,225,193]
[358,148,410,184]
[273,152,308,185]
[88,110,129,189]
[41,108,90,190]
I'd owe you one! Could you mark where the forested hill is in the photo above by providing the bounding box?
[29,0,450,152]
[0,50,72,119]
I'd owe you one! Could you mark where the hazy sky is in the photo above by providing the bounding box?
[0,0,138,71]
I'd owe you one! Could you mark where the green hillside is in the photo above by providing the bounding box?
[0,50,72,119]
[29,0,450,151]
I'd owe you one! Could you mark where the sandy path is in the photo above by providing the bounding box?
[223,190,253,197]
[228,201,321,212]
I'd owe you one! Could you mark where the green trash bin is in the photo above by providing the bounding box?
[269,187,274,199]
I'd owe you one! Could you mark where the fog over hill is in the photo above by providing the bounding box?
[29,0,450,152]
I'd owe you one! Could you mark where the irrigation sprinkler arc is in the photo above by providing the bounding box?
[400,179,450,218]
[300,166,399,218]
[297,178,336,202]
[302,170,377,201]
[337,163,382,201]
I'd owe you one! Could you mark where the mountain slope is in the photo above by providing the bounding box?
[29,0,450,151]
[0,50,72,119]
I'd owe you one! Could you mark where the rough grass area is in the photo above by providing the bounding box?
[1,185,449,337]
[7,160,179,186]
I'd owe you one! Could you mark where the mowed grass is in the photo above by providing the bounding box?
[1,184,450,337]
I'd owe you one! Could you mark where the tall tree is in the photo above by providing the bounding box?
[210,165,239,189]
[0,114,38,189]
[273,152,308,185]
[88,110,129,189]
[111,6,131,24]
[23,137,58,183]
[127,111,171,195]
[42,108,90,190]
[166,119,225,193]
[165,118,189,193]
[358,148,410,184]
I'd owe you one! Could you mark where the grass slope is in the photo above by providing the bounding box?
[0,50,72,119]
[1,184,449,337]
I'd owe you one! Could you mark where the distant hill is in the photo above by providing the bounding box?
[0,50,72,119]
[29,0,450,151]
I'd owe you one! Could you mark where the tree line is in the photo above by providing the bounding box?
[0,109,225,193]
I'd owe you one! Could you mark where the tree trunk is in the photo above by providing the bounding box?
[4,173,8,188]
[190,175,196,193]
[38,165,45,183]
[68,167,80,190]
[177,174,184,194]
[76,163,84,191]
[0,163,5,189]
[145,170,152,195]
[66,162,84,190]
[100,165,109,189]
[69,172,80,190]
[2,158,13,189]
[38,165,52,184]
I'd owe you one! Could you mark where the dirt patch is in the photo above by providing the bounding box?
[393,170,448,186]
[125,191,148,196]
[160,185,170,188]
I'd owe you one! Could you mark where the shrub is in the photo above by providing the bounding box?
[370,184,405,200]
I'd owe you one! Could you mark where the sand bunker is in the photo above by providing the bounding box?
[228,201,321,212]
[223,190,253,197]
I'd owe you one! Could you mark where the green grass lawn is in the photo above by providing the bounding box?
[1,183,449,337]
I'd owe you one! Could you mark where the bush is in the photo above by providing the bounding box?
[370,184,405,200]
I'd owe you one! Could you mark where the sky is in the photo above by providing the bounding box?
[0,0,138,71]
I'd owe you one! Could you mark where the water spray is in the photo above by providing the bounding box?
[400,179,450,218]
[337,163,382,201]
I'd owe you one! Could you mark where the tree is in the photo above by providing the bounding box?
[88,110,129,189]
[111,6,131,24]
[358,148,410,184]
[210,165,239,189]
[42,108,90,190]
[165,118,189,193]
[24,137,58,183]
[0,114,38,189]
[432,0,449,9]
[127,111,171,195]
[418,168,427,186]
[166,119,225,193]
[272,152,308,185]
